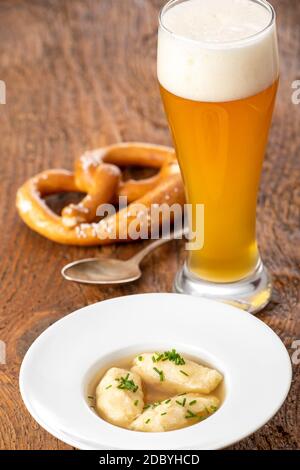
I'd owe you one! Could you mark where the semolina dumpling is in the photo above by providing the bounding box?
[131,352,223,394]
[96,367,144,429]
[131,393,219,432]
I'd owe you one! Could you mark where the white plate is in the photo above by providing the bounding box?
[19,293,292,450]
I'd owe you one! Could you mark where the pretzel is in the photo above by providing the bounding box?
[16,142,185,245]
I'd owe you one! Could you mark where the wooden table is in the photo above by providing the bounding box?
[0,0,299,450]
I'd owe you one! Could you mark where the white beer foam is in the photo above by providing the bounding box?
[158,0,279,102]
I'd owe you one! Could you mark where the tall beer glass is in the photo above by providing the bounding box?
[158,0,279,312]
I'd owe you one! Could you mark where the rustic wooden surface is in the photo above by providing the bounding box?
[0,0,299,450]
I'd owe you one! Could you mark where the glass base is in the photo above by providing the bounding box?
[173,260,272,314]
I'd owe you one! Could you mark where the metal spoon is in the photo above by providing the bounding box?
[61,227,186,285]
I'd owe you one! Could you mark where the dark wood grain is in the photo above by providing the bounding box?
[0,0,299,450]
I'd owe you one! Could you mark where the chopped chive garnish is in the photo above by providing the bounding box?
[178,392,187,396]
[161,412,167,416]
[176,400,183,407]
[179,370,189,376]
[117,373,138,392]
[185,409,197,419]
[105,385,112,390]
[165,399,171,404]
[210,405,218,412]
[138,356,144,361]
[189,400,197,406]
[164,349,185,365]
[145,419,151,424]
[153,367,165,382]
[143,404,151,410]
[166,349,185,365]
[152,353,164,363]
[176,399,187,407]
[151,349,185,366]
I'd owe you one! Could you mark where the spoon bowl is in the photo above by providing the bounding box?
[62,258,142,285]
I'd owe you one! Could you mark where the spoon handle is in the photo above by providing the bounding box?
[130,226,188,265]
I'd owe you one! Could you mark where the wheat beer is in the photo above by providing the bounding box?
[158,0,279,295]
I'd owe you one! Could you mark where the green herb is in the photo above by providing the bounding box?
[152,353,164,363]
[176,400,185,407]
[153,367,165,382]
[210,405,218,412]
[145,419,151,424]
[117,373,138,393]
[134,400,139,406]
[161,412,167,416]
[185,409,198,419]
[151,349,186,366]
[163,349,186,365]
[164,399,171,404]
[179,370,189,377]
[143,404,151,410]
[105,385,112,390]
[176,397,186,407]
[138,356,144,362]
[178,393,187,396]
[189,400,197,406]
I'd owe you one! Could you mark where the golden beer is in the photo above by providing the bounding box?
[158,0,279,311]
[160,81,278,282]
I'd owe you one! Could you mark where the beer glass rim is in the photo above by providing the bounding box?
[159,0,276,48]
